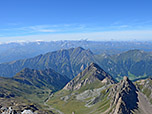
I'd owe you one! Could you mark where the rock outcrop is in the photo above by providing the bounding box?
[0,99,54,114]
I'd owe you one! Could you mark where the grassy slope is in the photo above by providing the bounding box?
[0,77,52,104]
[47,82,112,114]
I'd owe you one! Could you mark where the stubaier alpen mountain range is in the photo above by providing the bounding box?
[0,47,152,114]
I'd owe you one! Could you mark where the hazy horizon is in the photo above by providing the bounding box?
[1,38,152,44]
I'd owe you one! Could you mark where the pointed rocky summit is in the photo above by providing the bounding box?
[110,76,138,114]
[63,63,116,91]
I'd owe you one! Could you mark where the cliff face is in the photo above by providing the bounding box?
[110,76,138,114]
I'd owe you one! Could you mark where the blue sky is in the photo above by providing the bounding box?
[0,0,152,42]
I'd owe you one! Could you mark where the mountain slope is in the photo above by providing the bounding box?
[96,49,152,80]
[0,68,70,103]
[14,68,70,91]
[0,68,70,114]
[0,47,96,79]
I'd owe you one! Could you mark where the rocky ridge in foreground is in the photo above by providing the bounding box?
[47,63,152,114]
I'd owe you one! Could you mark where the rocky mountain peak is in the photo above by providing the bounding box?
[110,76,138,114]
[123,76,128,81]
[120,76,137,91]
[63,63,115,91]
[89,62,100,69]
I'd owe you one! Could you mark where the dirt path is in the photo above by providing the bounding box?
[44,93,64,114]
[137,92,152,114]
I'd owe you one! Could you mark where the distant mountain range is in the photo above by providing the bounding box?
[0,40,152,63]
[0,47,152,81]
